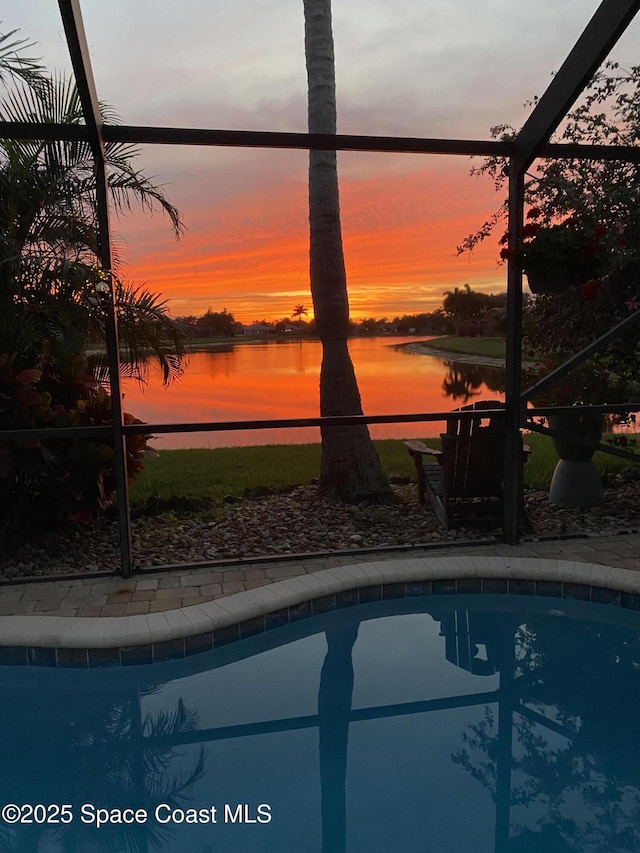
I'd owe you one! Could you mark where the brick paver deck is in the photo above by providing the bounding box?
[1,533,638,618]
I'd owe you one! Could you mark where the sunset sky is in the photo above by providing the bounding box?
[4,1,639,322]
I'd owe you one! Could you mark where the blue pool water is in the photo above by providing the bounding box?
[1,594,640,853]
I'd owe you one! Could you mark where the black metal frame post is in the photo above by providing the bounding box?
[501,0,640,544]
[502,168,525,545]
[58,0,134,577]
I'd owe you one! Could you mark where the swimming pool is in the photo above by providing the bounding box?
[1,591,640,853]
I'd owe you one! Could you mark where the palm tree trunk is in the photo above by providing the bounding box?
[304,0,391,502]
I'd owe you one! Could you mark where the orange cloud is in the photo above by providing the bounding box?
[122,154,505,322]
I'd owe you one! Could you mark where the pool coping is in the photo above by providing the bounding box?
[1,556,640,666]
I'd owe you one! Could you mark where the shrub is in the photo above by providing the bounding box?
[459,321,479,337]
[0,355,152,542]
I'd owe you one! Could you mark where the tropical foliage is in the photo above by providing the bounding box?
[0,67,187,381]
[461,62,640,409]
[0,356,152,540]
[0,26,43,89]
[500,208,610,289]
[292,303,309,322]
[175,308,252,340]
[0,25,187,537]
[442,284,507,334]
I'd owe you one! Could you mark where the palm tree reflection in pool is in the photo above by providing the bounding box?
[0,687,204,852]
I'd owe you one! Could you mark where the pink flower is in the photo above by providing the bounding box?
[625,296,640,311]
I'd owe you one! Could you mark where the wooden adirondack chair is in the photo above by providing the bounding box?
[404,400,530,529]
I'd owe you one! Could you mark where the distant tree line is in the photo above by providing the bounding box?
[175,287,512,339]
[175,308,239,338]
[441,285,512,336]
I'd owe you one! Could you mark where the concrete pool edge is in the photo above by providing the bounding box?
[1,556,640,665]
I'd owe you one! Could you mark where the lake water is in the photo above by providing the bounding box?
[122,337,505,449]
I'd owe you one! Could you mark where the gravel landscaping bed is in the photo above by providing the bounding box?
[1,472,639,580]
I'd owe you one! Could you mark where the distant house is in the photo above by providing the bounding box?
[478,308,506,337]
[238,322,273,336]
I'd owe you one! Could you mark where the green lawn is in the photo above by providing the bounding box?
[417,336,506,358]
[131,441,410,506]
[129,435,633,508]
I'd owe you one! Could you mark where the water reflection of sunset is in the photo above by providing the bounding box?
[123,339,505,449]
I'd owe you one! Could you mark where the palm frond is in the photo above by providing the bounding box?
[0,58,187,389]
[0,309,41,358]
[0,26,45,89]
[87,351,145,386]
[0,74,183,237]
[114,279,189,384]
[107,160,185,237]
